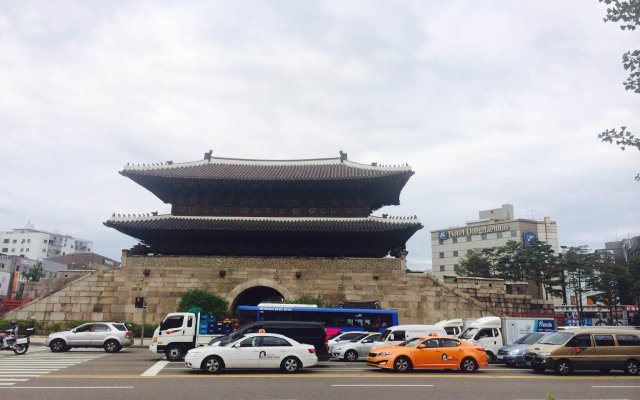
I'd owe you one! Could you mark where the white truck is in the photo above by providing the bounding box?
[435,318,478,336]
[149,311,230,361]
[459,316,556,363]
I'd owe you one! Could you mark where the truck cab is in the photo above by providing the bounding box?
[150,312,226,361]
[460,316,503,363]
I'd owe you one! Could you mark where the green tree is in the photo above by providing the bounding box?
[627,256,640,308]
[455,248,494,278]
[559,246,596,322]
[177,289,229,317]
[25,262,45,282]
[523,240,563,300]
[587,251,630,323]
[598,0,640,180]
[493,240,528,281]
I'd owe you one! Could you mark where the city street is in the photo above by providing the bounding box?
[0,347,638,400]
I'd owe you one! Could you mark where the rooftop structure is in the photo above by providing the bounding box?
[105,151,423,257]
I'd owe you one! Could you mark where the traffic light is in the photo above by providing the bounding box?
[135,296,145,309]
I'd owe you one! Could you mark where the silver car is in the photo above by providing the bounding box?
[45,322,134,353]
[330,332,381,361]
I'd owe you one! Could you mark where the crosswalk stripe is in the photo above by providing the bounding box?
[0,351,106,386]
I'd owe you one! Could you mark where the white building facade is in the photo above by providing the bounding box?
[0,223,92,261]
[430,204,560,280]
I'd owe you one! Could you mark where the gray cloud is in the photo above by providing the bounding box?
[0,1,638,270]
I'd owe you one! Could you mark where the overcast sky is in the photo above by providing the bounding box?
[1,1,638,271]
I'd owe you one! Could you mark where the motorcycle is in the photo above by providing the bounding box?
[1,327,35,355]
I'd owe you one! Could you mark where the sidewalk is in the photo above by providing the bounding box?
[29,335,153,348]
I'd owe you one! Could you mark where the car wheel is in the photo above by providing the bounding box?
[13,344,28,355]
[103,339,122,353]
[486,351,497,364]
[555,359,573,375]
[532,366,545,374]
[344,350,358,362]
[460,357,478,373]
[393,356,412,373]
[202,356,224,374]
[49,339,67,353]
[624,359,639,375]
[281,356,302,373]
[165,345,183,362]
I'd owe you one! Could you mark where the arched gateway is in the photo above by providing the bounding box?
[227,279,293,312]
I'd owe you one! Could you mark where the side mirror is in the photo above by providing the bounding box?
[72,329,77,333]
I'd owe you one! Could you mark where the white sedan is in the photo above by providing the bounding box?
[184,333,318,374]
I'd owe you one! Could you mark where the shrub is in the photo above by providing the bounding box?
[177,289,228,318]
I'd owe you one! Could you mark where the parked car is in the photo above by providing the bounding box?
[497,332,551,367]
[367,335,488,373]
[46,322,134,353]
[208,321,329,361]
[185,332,318,373]
[330,332,380,361]
[524,327,640,375]
[328,331,369,347]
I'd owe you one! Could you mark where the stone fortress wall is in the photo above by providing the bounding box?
[7,251,553,326]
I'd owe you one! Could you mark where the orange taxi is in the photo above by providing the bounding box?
[367,335,488,373]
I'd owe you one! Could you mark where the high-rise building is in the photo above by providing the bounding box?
[0,223,93,261]
[430,204,559,280]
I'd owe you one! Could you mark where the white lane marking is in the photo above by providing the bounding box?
[141,360,170,376]
[0,386,134,390]
[0,379,28,381]
[0,383,15,386]
[593,385,640,388]
[332,384,434,387]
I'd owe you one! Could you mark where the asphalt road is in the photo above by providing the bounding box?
[0,347,638,400]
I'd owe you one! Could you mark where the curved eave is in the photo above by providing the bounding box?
[104,214,423,235]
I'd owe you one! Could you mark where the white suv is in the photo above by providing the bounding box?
[46,322,134,353]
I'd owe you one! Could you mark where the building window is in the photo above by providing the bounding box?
[1,248,7,252]
[467,249,472,255]
[2,239,8,243]
[44,239,47,243]
[12,240,16,244]
[42,249,46,253]
[466,235,472,242]
[438,239,444,245]
[452,237,458,243]
[21,239,25,243]
[439,265,445,271]
[453,251,459,257]
[20,248,23,252]
[439,252,445,258]
[454,263,459,270]
[25,248,29,252]
[511,230,517,237]
[481,233,487,240]
[497,232,503,239]
[11,248,15,252]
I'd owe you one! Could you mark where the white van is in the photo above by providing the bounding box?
[435,319,464,336]
[370,324,447,350]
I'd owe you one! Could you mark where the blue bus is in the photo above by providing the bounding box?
[236,304,399,337]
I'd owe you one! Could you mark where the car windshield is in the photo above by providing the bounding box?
[399,338,423,347]
[513,333,546,345]
[348,334,369,342]
[378,329,391,341]
[538,332,573,345]
[460,328,478,340]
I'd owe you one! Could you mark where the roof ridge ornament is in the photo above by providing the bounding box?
[339,150,348,162]
[204,149,213,162]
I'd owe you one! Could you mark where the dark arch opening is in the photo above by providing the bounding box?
[231,286,284,313]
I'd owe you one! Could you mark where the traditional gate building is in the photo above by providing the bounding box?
[7,152,554,325]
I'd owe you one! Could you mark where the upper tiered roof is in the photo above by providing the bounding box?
[120,151,414,210]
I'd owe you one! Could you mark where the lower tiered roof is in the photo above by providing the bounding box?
[104,214,422,258]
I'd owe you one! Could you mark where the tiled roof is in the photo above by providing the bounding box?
[104,214,422,233]
[120,156,413,181]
